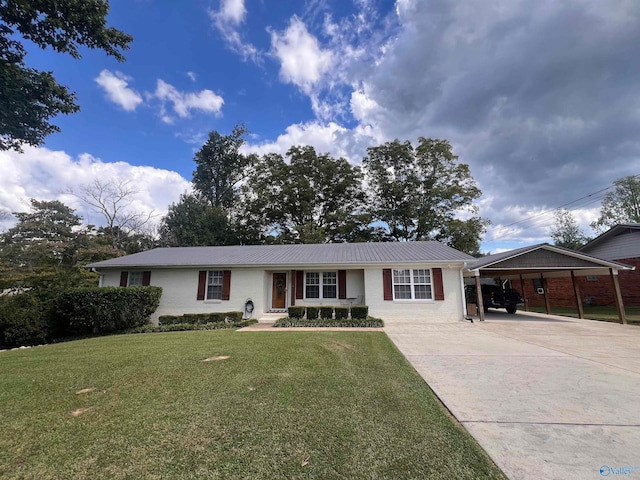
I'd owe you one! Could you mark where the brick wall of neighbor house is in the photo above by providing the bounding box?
[101,268,266,323]
[514,258,640,308]
[365,267,464,323]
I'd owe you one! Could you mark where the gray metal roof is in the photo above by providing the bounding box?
[87,241,476,269]
[580,224,640,252]
[467,243,632,271]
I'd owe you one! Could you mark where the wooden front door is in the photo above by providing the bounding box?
[272,273,287,309]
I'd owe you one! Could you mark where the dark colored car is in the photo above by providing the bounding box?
[465,284,524,314]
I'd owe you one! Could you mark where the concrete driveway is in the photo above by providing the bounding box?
[385,311,640,480]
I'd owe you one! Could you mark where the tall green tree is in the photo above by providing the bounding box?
[192,124,256,209]
[0,0,132,151]
[243,146,372,243]
[363,137,487,253]
[591,175,640,232]
[550,208,590,250]
[1,199,82,267]
[158,193,239,247]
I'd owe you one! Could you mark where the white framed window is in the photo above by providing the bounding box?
[207,271,223,300]
[305,271,337,299]
[128,271,144,286]
[323,272,337,299]
[393,269,432,300]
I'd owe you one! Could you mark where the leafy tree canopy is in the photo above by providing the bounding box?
[0,0,132,150]
[243,146,374,243]
[159,193,239,247]
[192,124,256,209]
[550,208,590,250]
[363,137,488,254]
[591,175,640,233]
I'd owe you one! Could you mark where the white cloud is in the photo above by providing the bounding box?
[243,121,378,163]
[209,0,260,62]
[152,80,224,123]
[269,16,334,95]
[186,71,197,82]
[0,146,190,231]
[94,70,143,111]
[218,0,246,24]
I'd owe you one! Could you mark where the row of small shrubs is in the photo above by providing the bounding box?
[288,305,368,320]
[128,319,258,333]
[274,317,384,328]
[158,311,243,325]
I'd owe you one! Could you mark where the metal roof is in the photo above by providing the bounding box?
[86,241,476,269]
[467,243,632,272]
[580,223,640,252]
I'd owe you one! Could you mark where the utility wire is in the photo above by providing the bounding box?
[486,174,640,235]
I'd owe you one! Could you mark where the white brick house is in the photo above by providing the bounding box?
[86,242,475,324]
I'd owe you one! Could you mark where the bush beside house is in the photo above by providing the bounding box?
[0,286,163,349]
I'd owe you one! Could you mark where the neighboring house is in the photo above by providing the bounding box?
[520,224,640,308]
[86,242,475,324]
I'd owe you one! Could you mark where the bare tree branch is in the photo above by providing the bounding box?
[68,178,158,249]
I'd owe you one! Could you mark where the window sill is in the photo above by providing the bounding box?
[392,299,435,303]
[204,299,223,304]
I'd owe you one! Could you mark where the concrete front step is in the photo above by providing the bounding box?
[256,312,287,323]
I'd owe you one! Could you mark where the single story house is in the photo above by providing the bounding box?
[517,224,640,308]
[86,242,476,324]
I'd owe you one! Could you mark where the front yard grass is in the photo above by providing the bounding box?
[527,305,640,325]
[0,330,505,479]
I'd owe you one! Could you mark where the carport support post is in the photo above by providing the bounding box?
[519,274,528,311]
[609,268,627,325]
[570,271,584,319]
[541,273,551,315]
[474,271,485,322]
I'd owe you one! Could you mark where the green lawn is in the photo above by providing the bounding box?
[526,305,640,325]
[0,331,505,479]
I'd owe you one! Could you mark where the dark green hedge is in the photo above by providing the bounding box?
[288,306,305,319]
[274,317,384,328]
[306,306,319,319]
[128,319,257,333]
[158,311,243,325]
[350,305,368,319]
[320,306,334,319]
[55,286,162,335]
[0,294,49,349]
[335,306,349,319]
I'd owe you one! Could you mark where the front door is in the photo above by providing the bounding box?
[272,273,287,309]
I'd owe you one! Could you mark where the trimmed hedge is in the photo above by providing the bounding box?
[274,317,384,328]
[55,286,162,335]
[320,306,334,319]
[128,319,258,333]
[288,306,305,319]
[0,294,49,349]
[159,312,243,325]
[350,305,368,320]
[306,306,319,320]
[335,306,349,320]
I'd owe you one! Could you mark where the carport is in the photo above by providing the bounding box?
[464,243,635,323]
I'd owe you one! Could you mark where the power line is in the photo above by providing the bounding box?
[485,174,640,236]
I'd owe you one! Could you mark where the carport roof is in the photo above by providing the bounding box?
[466,243,633,278]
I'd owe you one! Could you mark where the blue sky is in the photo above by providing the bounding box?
[2,0,640,253]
